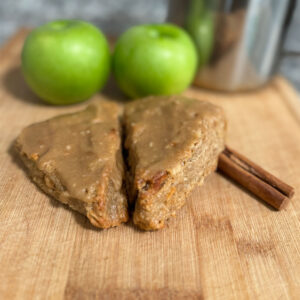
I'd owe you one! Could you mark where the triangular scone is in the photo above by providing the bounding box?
[15,101,128,228]
[124,96,226,230]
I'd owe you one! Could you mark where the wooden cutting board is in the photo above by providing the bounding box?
[0,29,299,300]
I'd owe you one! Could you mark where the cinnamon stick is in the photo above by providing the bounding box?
[218,146,294,210]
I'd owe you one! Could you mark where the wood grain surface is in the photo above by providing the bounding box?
[0,30,299,300]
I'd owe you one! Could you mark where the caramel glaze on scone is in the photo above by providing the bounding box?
[15,101,128,228]
[123,96,226,230]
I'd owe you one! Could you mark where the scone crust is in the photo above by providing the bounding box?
[15,100,128,228]
[124,96,226,230]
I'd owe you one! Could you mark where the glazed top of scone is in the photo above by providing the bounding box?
[16,100,124,202]
[124,96,226,179]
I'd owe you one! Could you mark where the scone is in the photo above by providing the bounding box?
[123,96,226,230]
[15,100,128,228]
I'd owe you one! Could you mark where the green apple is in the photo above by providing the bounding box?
[21,20,110,105]
[185,0,214,68]
[112,24,198,99]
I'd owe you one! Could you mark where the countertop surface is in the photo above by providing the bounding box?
[0,0,299,91]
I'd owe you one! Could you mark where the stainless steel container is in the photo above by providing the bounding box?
[167,0,294,92]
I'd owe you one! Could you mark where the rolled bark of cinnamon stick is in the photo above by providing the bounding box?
[218,146,294,210]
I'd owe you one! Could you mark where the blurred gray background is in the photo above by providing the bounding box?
[0,0,299,90]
